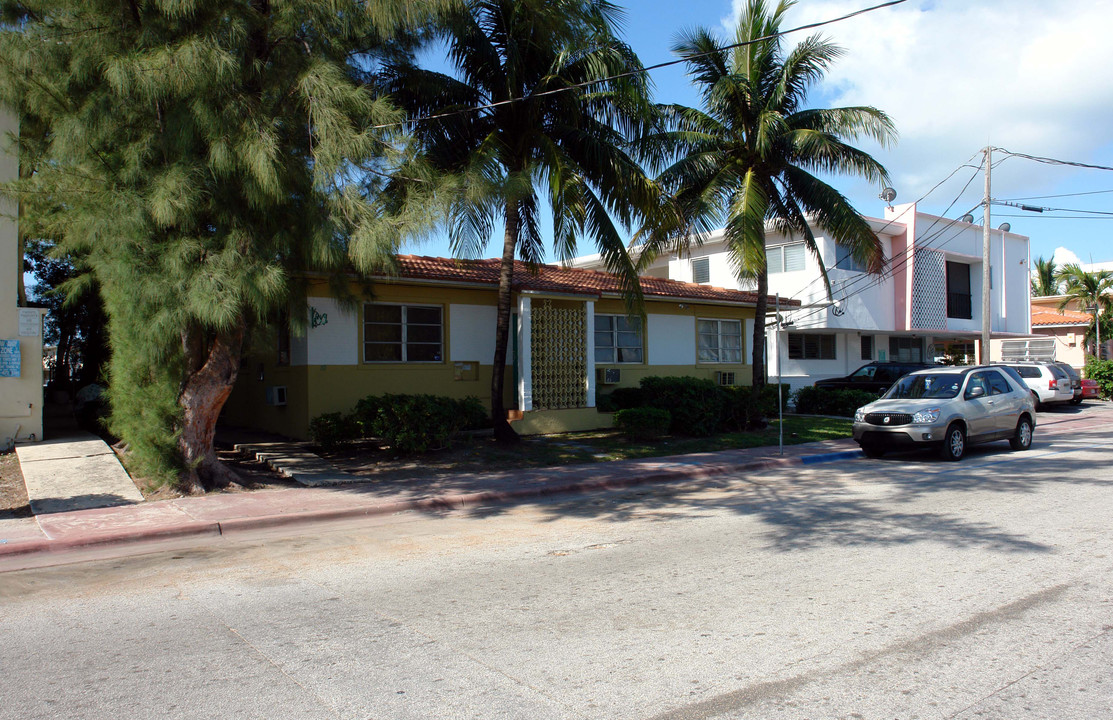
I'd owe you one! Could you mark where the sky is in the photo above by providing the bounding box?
[403,0,1113,268]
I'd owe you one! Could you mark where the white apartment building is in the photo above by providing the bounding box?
[572,202,1033,392]
[1,109,46,447]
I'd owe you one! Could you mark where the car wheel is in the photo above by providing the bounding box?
[1071,397,1083,405]
[1009,416,1033,451]
[860,442,886,458]
[1031,391,1044,411]
[939,423,965,461]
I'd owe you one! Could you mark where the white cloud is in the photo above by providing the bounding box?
[1052,246,1082,267]
[721,0,1113,199]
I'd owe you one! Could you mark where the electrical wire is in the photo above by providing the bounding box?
[996,149,1113,173]
[372,0,909,130]
[1000,188,1113,202]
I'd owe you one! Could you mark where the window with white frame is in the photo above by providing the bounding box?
[698,319,743,363]
[767,243,805,274]
[363,304,443,362]
[595,315,643,363]
[787,333,837,360]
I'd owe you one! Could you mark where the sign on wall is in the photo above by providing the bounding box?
[18,308,40,337]
[0,339,20,377]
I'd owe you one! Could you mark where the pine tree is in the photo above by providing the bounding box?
[0,0,453,491]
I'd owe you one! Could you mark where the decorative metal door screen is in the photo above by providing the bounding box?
[530,300,587,409]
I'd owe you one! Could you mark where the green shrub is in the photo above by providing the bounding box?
[721,384,790,429]
[353,393,480,452]
[791,386,877,417]
[454,396,490,430]
[1085,358,1113,398]
[614,407,672,440]
[596,386,646,413]
[639,376,727,437]
[308,412,360,450]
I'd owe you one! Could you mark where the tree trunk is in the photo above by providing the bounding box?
[177,323,245,493]
[749,244,769,427]
[490,201,520,444]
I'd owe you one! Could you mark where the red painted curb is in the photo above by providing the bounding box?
[0,521,221,559]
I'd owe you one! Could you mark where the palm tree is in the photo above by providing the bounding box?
[1030,256,1059,296]
[1057,263,1113,359]
[384,0,660,442]
[634,0,895,403]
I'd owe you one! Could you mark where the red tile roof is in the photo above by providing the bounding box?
[1031,307,1091,326]
[385,256,798,307]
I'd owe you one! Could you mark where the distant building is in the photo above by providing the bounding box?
[572,202,1033,393]
[0,109,45,447]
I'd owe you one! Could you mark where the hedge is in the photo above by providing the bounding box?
[310,393,487,453]
[791,386,878,417]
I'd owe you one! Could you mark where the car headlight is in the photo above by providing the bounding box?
[913,408,941,424]
[854,409,866,422]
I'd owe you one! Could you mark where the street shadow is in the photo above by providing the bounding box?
[463,461,1055,555]
[30,492,139,515]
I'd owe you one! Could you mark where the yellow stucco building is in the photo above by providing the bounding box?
[222,256,792,440]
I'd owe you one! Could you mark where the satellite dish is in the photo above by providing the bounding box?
[879,187,897,203]
[960,213,974,223]
[998,222,1011,232]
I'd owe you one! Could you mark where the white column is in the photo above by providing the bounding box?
[585,301,596,407]
[517,295,532,412]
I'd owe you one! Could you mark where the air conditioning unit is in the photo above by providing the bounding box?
[716,371,736,387]
[597,368,621,385]
[265,385,288,406]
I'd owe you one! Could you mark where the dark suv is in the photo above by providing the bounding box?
[1052,361,1083,404]
[814,362,937,395]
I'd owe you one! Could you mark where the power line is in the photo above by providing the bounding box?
[1000,188,1113,202]
[996,149,1113,173]
[372,0,908,130]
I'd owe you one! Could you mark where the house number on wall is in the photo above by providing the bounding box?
[310,307,328,328]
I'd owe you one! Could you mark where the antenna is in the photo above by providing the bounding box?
[998,222,1011,232]
[960,213,975,223]
[879,187,897,209]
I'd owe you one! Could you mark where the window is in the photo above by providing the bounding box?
[692,257,710,284]
[946,261,973,319]
[889,336,923,363]
[363,304,443,362]
[595,315,643,363]
[767,243,805,274]
[835,243,867,273]
[787,333,837,360]
[698,319,743,363]
[986,370,1012,396]
[860,335,874,361]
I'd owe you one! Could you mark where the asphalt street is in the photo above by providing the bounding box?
[2,410,1112,719]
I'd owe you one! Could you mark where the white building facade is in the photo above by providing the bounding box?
[1,109,46,447]
[572,202,1033,393]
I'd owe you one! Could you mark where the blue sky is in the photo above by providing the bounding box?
[404,0,1113,268]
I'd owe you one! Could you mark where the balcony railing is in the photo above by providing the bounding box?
[947,292,973,320]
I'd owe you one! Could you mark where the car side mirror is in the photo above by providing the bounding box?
[966,386,985,400]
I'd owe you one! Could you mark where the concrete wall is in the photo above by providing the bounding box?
[0,109,45,447]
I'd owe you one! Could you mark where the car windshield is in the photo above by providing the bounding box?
[884,372,963,399]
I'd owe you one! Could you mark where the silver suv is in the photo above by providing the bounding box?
[853,365,1037,461]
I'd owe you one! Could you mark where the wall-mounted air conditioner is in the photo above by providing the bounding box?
[265,385,288,406]
[597,368,621,385]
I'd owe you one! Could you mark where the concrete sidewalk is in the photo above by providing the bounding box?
[1,406,1104,563]
[14,432,144,515]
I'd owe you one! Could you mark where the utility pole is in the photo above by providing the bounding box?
[981,146,992,364]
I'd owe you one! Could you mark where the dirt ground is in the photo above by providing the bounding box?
[0,451,31,519]
[133,448,302,502]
